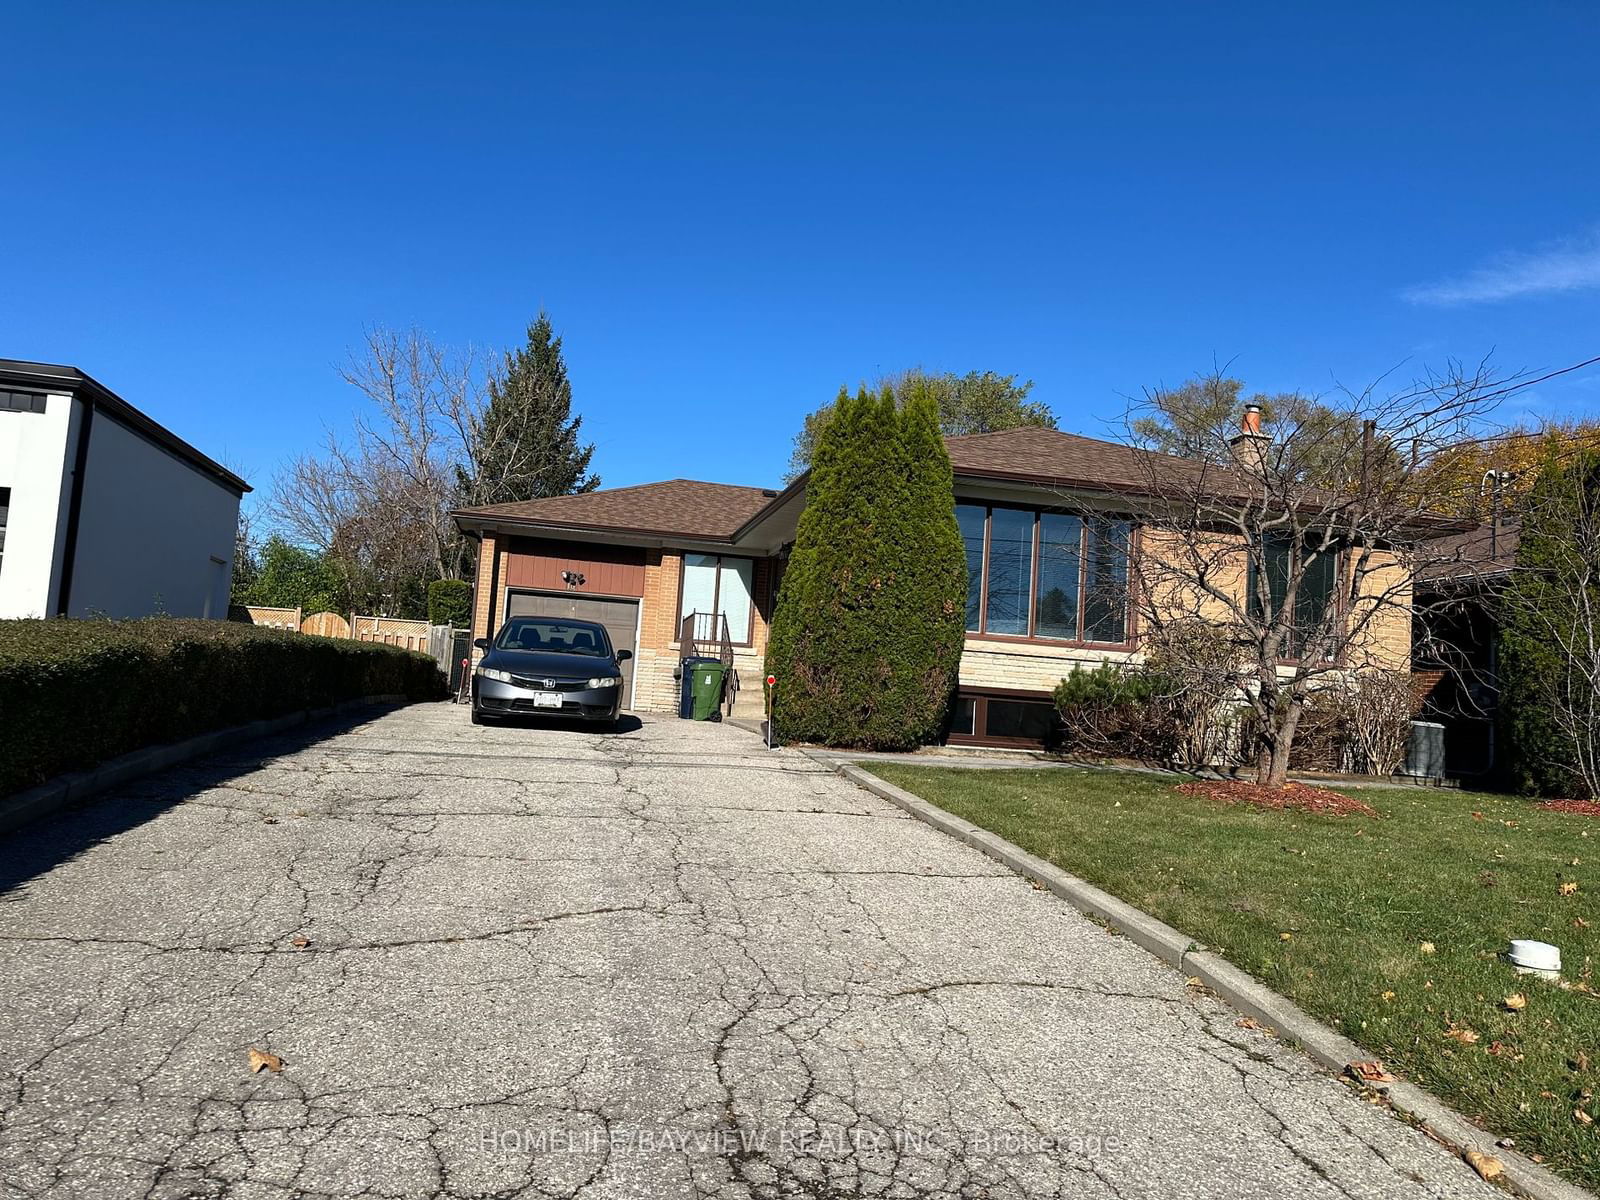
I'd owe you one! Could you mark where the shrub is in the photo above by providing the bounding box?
[1141,620,1247,765]
[1231,690,1351,773]
[765,385,966,749]
[1052,663,1173,760]
[427,579,473,628]
[0,618,446,796]
[1332,670,1413,776]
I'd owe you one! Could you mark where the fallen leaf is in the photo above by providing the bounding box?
[1472,811,1485,821]
[1444,1024,1481,1045]
[1381,989,1396,1002]
[1465,1150,1503,1181]
[1576,917,1591,930]
[1347,1059,1394,1083]
[1504,993,1528,1012]
[1279,931,1294,942]
[1237,1017,1261,1030]
[247,1048,283,1074]
[1419,941,1436,955]
[290,936,311,949]
[1576,1109,1594,1126]
[1560,881,1580,897]
[1185,976,1204,988]
[262,817,279,825]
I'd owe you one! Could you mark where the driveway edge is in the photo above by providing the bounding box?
[815,753,1594,1200]
[0,695,415,837]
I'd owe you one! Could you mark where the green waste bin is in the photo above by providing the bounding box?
[689,661,727,721]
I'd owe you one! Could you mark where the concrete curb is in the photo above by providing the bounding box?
[0,695,414,838]
[815,752,1594,1200]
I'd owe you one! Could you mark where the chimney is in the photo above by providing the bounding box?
[1229,403,1269,472]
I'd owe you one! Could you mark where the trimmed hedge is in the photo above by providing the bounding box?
[0,618,447,797]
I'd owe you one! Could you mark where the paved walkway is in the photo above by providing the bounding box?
[0,704,1498,1199]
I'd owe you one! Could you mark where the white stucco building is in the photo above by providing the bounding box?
[0,359,249,621]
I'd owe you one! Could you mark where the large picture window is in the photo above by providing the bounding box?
[956,503,1132,645]
[1248,534,1337,659]
[679,553,755,644]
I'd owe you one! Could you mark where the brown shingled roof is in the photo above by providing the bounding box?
[945,426,1182,491]
[1417,521,1521,587]
[452,479,774,542]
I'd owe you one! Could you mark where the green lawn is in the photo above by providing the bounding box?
[866,762,1600,1190]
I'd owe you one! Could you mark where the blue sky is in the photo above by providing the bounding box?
[5,2,1599,513]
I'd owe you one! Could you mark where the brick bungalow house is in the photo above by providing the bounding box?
[452,425,1414,748]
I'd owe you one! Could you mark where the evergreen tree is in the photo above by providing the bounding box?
[765,383,966,749]
[465,312,599,506]
[1499,449,1600,797]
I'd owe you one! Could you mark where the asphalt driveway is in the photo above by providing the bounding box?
[0,703,1501,1199]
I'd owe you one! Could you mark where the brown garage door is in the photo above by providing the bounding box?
[505,591,641,710]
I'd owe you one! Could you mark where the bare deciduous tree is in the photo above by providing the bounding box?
[270,328,482,615]
[1125,362,1515,787]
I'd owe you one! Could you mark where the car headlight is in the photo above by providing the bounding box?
[477,667,513,683]
[587,676,621,688]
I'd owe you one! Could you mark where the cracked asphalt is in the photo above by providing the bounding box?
[0,702,1502,1200]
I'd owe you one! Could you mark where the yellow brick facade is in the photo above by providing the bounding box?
[1345,548,1412,673]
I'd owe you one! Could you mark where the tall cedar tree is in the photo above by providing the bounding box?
[765,384,966,748]
[469,313,599,505]
[1499,449,1600,798]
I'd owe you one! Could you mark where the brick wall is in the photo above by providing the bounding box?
[469,531,497,664]
[1345,549,1412,673]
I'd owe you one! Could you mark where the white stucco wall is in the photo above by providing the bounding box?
[0,392,77,619]
[65,413,240,619]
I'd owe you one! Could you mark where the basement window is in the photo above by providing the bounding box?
[949,690,1061,748]
[0,487,9,577]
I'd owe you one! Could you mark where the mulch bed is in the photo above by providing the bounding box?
[1176,778,1378,818]
[1537,798,1600,817]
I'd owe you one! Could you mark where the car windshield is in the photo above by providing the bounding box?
[494,618,612,657]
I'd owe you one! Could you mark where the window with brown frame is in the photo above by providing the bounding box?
[677,553,756,645]
[957,503,1133,645]
[949,689,1062,747]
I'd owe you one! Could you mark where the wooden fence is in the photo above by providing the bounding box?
[352,614,431,653]
[231,607,457,676]
[234,605,302,631]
